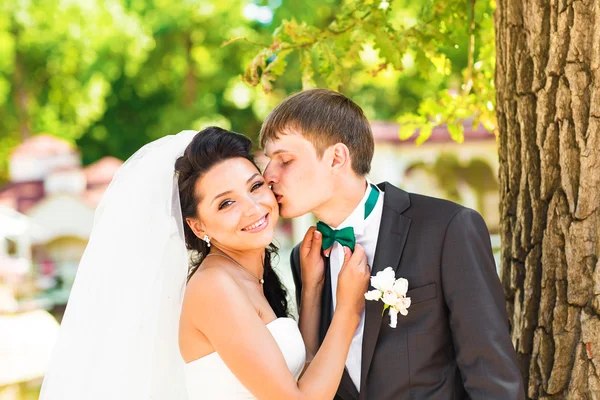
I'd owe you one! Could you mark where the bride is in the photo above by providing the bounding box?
[39,127,370,399]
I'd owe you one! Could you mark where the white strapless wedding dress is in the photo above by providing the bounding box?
[184,317,306,399]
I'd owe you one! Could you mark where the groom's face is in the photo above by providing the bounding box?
[263,130,334,218]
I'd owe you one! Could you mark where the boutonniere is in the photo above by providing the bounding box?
[364,267,411,328]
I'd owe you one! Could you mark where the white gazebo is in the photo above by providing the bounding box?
[0,206,38,282]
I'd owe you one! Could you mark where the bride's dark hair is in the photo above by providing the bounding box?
[174,126,289,318]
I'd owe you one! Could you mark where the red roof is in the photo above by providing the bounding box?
[0,181,45,214]
[83,157,123,187]
[10,134,77,158]
[81,187,109,208]
[0,156,123,212]
[371,120,494,144]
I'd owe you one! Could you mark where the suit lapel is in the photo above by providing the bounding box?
[359,182,411,398]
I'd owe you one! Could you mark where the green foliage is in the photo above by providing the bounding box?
[0,0,497,185]
[241,0,497,142]
[0,0,272,177]
[77,0,267,164]
[0,0,151,180]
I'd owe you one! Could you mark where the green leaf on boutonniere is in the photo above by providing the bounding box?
[382,303,390,316]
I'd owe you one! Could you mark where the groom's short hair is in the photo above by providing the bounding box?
[260,88,374,176]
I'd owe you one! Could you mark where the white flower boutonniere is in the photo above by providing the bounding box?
[364,267,411,328]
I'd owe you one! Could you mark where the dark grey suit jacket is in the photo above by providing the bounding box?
[290,182,525,400]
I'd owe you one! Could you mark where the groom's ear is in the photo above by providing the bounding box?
[330,143,351,171]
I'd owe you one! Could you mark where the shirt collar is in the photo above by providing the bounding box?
[335,179,380,235]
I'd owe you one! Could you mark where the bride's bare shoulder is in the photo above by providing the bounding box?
[183,259,257,333]
[184,259,246,302]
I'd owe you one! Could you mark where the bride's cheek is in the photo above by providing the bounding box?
[261,189,276,204]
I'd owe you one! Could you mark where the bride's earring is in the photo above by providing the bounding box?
[203,234,211,247]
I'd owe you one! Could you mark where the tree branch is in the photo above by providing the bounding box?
[464,0,476,95]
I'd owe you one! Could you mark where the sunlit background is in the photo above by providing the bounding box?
[0,0,498,398]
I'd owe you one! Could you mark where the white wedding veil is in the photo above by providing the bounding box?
[40,130,198,399]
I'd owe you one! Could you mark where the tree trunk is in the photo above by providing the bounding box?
[13,46,30,140]
[496,0,600,398]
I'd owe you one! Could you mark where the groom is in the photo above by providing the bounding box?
[261,89,525,399]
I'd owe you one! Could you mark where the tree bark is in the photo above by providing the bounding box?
[496,0,600,398]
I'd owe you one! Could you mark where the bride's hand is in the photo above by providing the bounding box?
[299,226,325,290]
[336,244,370,318]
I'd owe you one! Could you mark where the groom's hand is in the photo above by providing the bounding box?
[299,226,325,289]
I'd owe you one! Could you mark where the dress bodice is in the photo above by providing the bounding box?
[184,317,306,399]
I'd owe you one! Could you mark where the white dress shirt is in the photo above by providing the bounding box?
[328,181,384,390]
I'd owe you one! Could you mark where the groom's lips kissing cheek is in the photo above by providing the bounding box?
[241,213,270,233]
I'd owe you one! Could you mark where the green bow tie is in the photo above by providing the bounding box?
[316,222,356,251]
[317,184,379,251]
[315,184,380,252]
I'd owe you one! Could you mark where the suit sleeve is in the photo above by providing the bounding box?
[290,243,303,310]
[441,208,525,399]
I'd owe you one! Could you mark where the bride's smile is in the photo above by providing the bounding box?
[241,213,270,233]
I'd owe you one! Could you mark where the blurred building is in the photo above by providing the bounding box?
[0,135,122,396]
[0,135,123,308]
[369,120,499,231]
[0,207,37,312]
[0,135,122,212]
